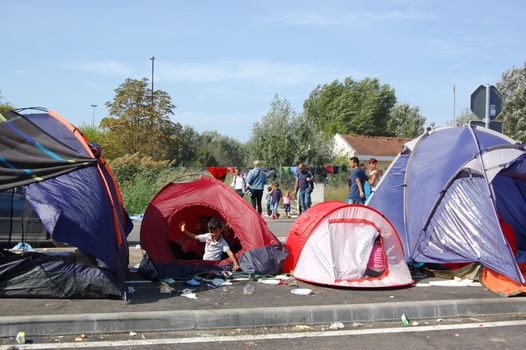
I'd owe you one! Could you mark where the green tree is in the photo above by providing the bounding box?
[303,77,397,137]
[0,91,14,112]
[450,107,479,126]
[102,78,182,160]
[78,125,108,147]
[387,103,426,138]
[497,61,526,142]
[248,95,333,166]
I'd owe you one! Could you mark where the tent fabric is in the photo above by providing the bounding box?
[0,108,131,298]
[0,110,96,190]
[283,201,413,288]
[140,176,286,275]
[0,250,122,298]
[481,264,526,297]
[368,126,526,283]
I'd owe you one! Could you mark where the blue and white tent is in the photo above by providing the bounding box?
[368,126,526,283]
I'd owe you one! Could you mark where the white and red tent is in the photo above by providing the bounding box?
[283,201,413,288]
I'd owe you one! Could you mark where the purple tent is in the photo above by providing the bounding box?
[368,126,526,283]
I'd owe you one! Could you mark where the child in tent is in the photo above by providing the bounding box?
[364,235,386,277]
[270,183,282,220]
[180,218,240,271]
[283,190,292,218]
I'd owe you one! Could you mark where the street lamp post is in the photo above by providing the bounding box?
[90,104,98,127]
[150,56,155,107]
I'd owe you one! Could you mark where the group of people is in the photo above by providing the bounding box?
[230,160,315,218]
[346,157,380,205]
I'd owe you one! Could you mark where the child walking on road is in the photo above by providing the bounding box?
[283,190,292,218]
[270,183,282,220]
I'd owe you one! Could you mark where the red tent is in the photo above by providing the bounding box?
[283,201,413,288]
[140,176,286,274]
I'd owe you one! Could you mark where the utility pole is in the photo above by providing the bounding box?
[90,104,97,127]
[150,56,155,107]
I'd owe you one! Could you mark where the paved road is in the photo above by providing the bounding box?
[3,315,524,349]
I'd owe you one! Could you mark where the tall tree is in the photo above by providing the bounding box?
[387,103,426,138]
[303,77,397,137]
[102,78,182,159]
[497,61,526,142]
[248,95,333,166]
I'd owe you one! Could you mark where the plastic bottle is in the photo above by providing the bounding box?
[401,314,410,326]
[243,284,254,295]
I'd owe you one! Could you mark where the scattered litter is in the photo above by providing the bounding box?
[389,295,394,298]
[428,279,481,287]
[415,282,431,287]
[181,288,198,300]
[135,244,141,250]
[437,318,444,323]
[160,282,175,294]
[193,275,202,281]
[258,279,280,286]
[127,286,135,294]
[232,276,251,281]
[222,271,233,279]
[294,325,314,331]
[129,331,137,336]
[13,242,33,252]
[401,314,410,326]
[275,274,294,281]
[142,334,146,340]
[329,322,345,330]
[163,278,175,284]
[212,278,232,287]
[243,284,255,295]
[454,333,460,337]
[207,283,216,288]
[75,334,88,342]
[411,321,420,326]
[185,278,201,286]
[16,331,26,344]
[352,322,364,327]
[291,288,312,296]
[469,317,485,322]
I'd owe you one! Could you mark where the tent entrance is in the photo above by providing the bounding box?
[327,219,380,280]
[0,187,52,248]
[168,205,242,262]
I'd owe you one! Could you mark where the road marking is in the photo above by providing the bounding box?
[4,319,526,349]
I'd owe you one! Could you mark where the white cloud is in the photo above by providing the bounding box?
[15,69,32,74]
[63,61,133,76]
[260,10,435,26]
[159,59,362,85]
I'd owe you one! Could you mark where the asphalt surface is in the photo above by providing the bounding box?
[2,217,526,338]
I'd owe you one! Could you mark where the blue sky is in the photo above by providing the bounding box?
[2,0,525,142]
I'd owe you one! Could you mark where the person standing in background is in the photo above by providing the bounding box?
[246,160,267,215]
[295,163,314,214]
[230,166,246,198]
[347,157,366,204]
[366,158,380,200]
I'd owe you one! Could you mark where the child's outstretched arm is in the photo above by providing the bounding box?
[226,249,240,271]
[179,222,198,240]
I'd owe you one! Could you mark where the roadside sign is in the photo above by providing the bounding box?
[469,119,503,133]
[470,85,503,120]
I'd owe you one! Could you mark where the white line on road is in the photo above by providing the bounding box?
[5,319,526,349]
